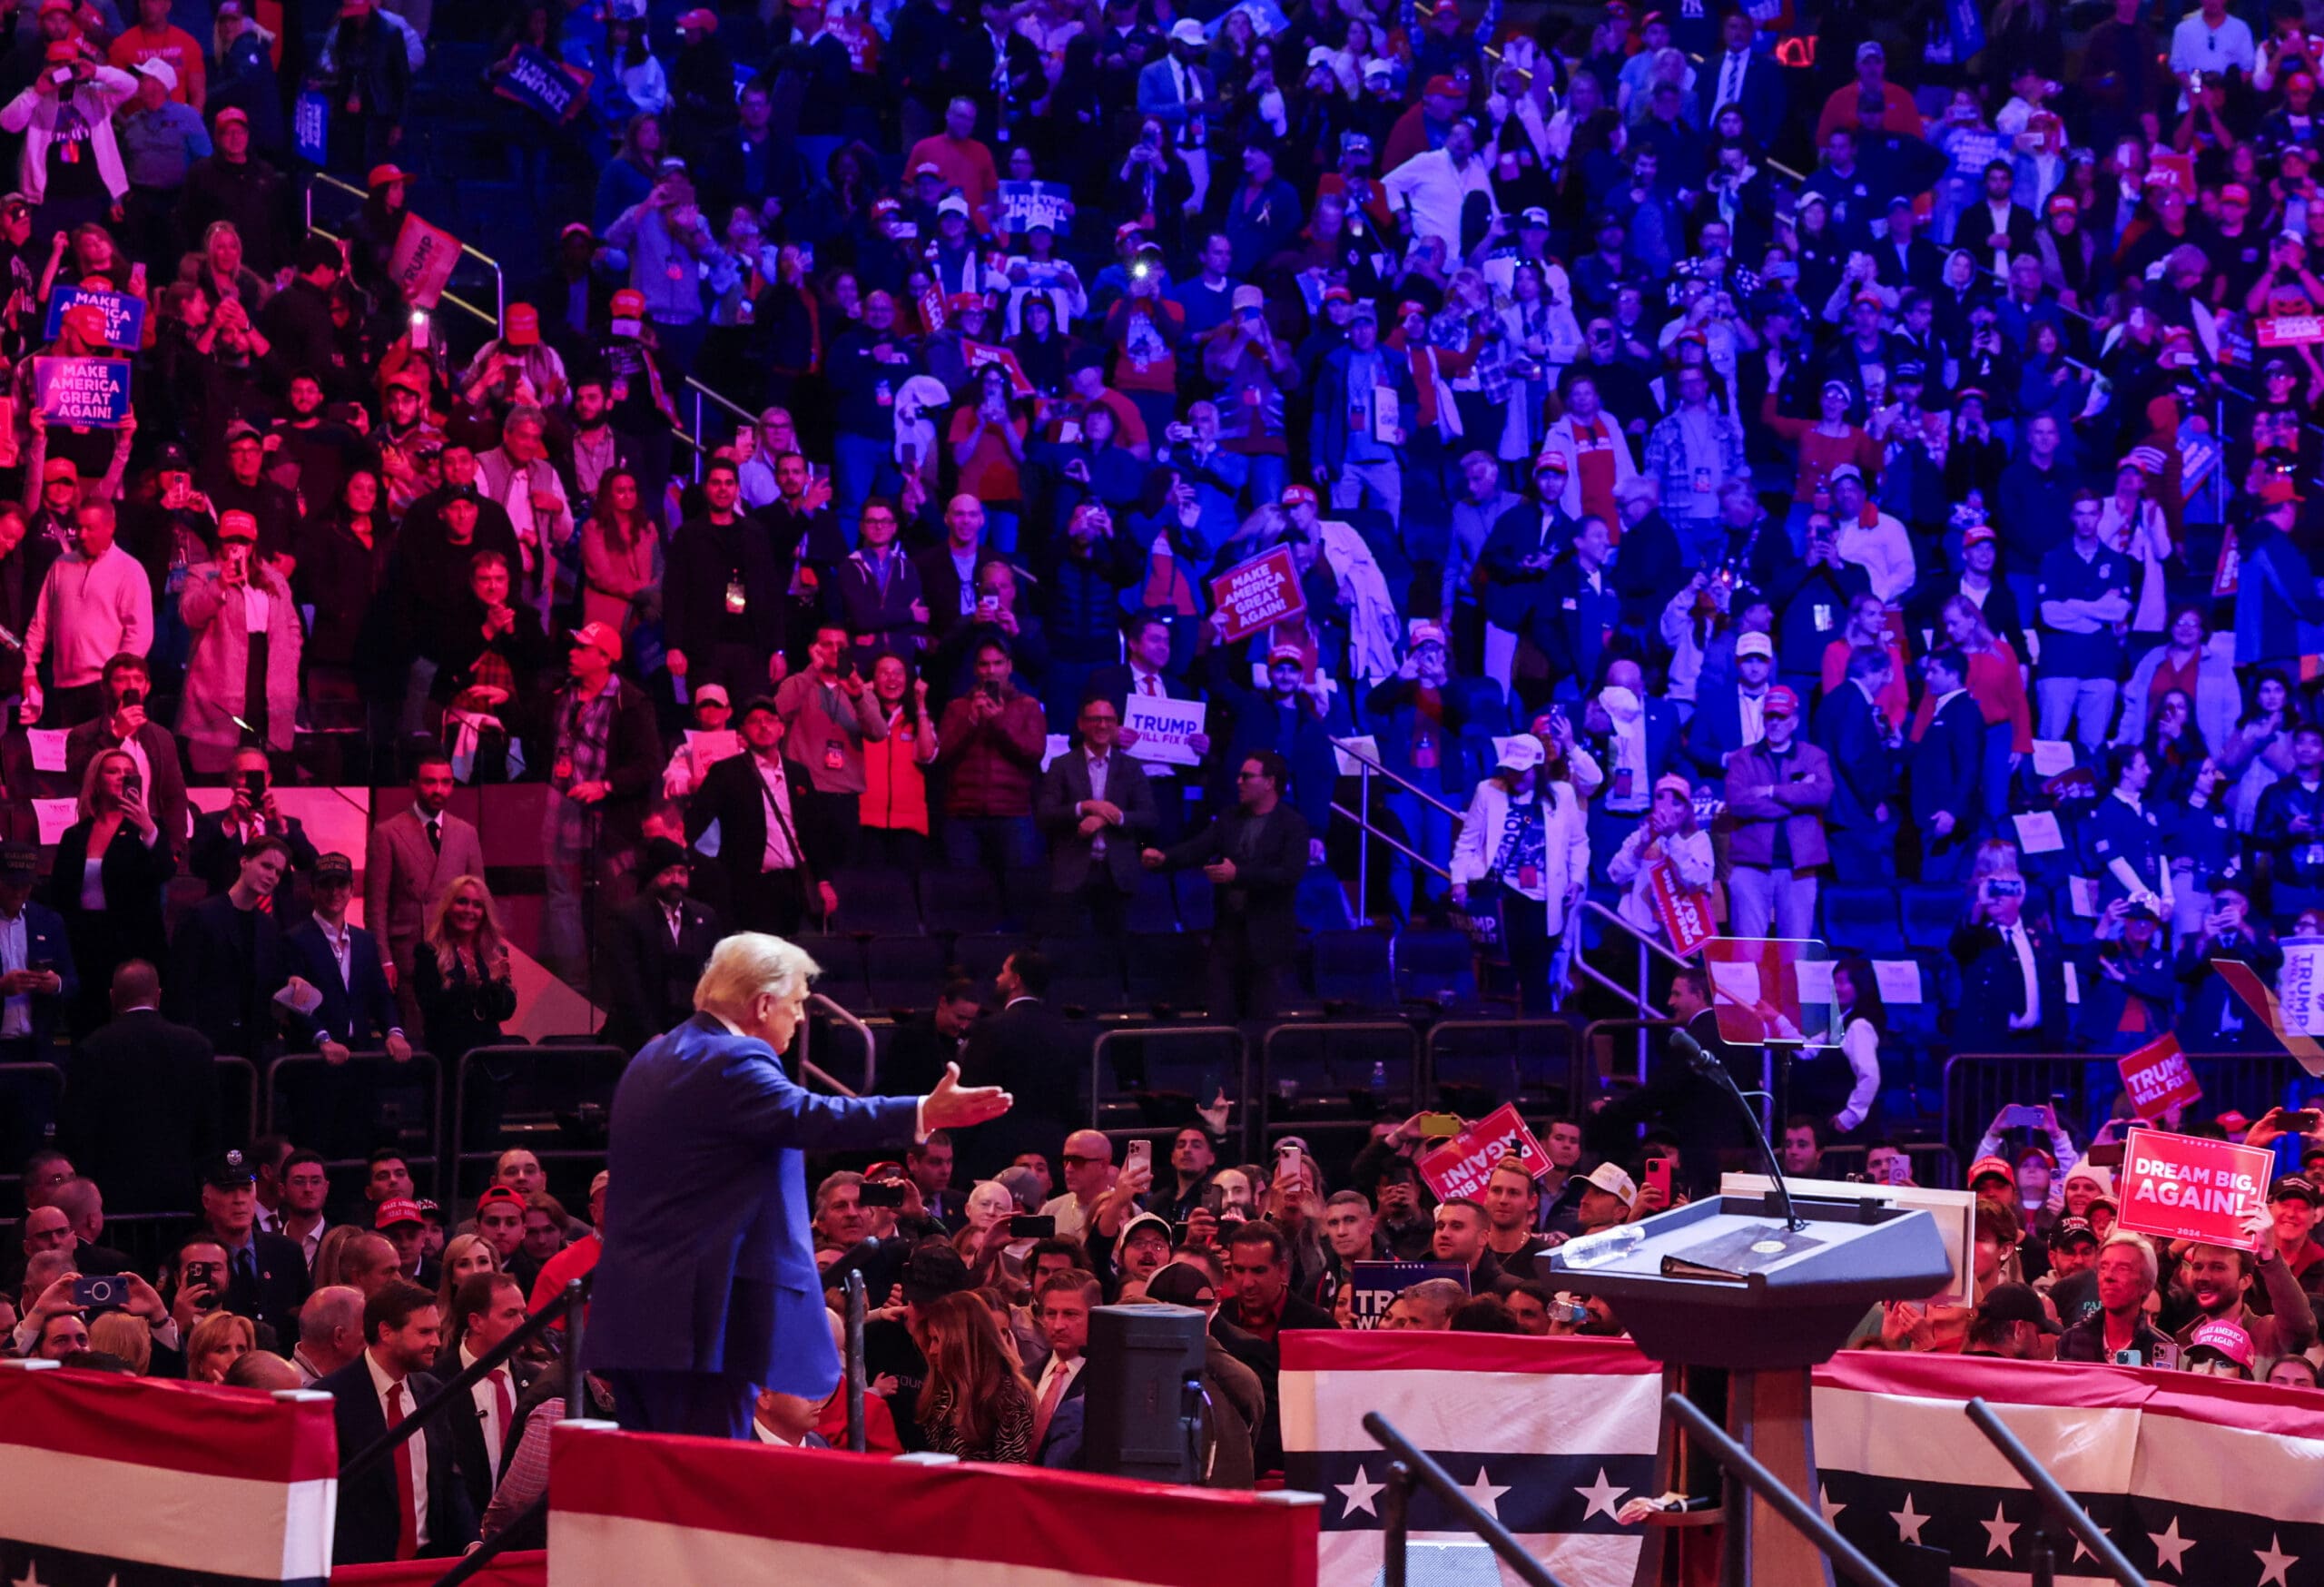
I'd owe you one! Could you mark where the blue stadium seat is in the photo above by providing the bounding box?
[1822,885,1905,955]
[863,935,950,1010]
[1175,871,1216,932]
[950,933,1034,985]
[828,866,921,937]
[1125,932,1208,1010]
[1296,866,1356,933]
[1393,929,1480,1008]
[1900,884,1964,951]
[1045,937,1128,1012]
[1126,872,1181,933]
[920,867,1005,936]
[1311,929,1394,1010]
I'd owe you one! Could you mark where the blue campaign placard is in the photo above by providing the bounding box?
[44,285,144,351]
[1347,1259,1470,1328]
[34,357,132,429]
[294,90,329,164]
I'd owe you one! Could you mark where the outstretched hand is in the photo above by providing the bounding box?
[922,1061,1010,1131]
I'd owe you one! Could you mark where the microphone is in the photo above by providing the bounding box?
[1669,1021,1804,1233]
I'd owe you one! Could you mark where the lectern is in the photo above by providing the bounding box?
[1544,1190,1952,1587]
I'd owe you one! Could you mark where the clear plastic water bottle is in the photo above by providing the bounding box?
[1558,1224,1646,1271]
[1370,1060,1387,1094]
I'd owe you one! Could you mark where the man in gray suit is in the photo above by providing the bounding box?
[1034,696,1156,941]
[363,754,487,1029]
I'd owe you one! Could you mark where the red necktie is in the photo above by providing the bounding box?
[1032,1363,1069,1448]
[491,1369,513,1470]
[386,1379,419,1560]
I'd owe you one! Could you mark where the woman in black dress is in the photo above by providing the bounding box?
[415,874,519,1153]
[48,749,173,1038]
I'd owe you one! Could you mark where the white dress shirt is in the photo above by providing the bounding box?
[364,1347,429,1550]
[2004,920,2041,1031]
[0,906,29,1038]
[754,754,800,872]
[460,1343,514,1480]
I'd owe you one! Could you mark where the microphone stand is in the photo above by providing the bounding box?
[1669,1023,1804,1233]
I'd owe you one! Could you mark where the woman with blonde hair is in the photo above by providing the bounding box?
[186,1310,258,1383]
[178,219,270,315]
[911,1289,1035,1463]
[415,875,517,1070]
[89,1311,152,1373]
[436,1231,503,1318]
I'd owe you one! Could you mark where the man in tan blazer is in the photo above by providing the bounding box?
[364,753,486,1030]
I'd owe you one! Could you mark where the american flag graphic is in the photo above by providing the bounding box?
[0,1359,335,1587]
[1279,1333,1663,1587]
[1812,1352,2324,1587]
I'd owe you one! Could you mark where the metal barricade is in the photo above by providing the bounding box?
[214,1055,259,1148]
[449,1044,629,1198]
[1091,1026,1250,1161]
[1257,1020,1420,1149]
[1943,1051,2308,1168]
[800,992,876,1096]
[1422,1018,1585,1115]
[1817,1141,1962,1189]
[1579,1018,1679,1099]
[262,1050,445,1192]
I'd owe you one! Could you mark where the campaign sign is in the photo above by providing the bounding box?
[1347,1260,1468,1329]
[1122,695,1206,766]
[388,212,461,310]
[1415,1103,1551,1203]
[1648,859,1716,957]
[1208,547,1306,642]
[494,45,592,123]
[45,285,144,350]
[2117,1032,2202,1119]
[34,357,130,428]
[294,90,328,164]
[995,179,1074,236]
[2259,314,2324,347]
[2115,1130,2274,1251]
[1945,0,1985,54]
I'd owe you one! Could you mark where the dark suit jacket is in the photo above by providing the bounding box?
[1697,48,1786,147]
[684,753,833,896]
[164,893,310,1058]
[547,677,662,853]
[321,1355,479,1564]
[1949,200,2039,257]
[1813,678,1897,833]
[1911,690,1984,841]
[189,809,319,895]
[59,718,189,862]
[586,1012,919,1394]
[213,1226,311,1345]
[959,996,1078,1175]
[283,918,402,1048]
[604,892,723,1052]
[1035,745,1157,895]
[1029,1355,1089,1470]
[1950,917,2069,1052]
[437,1351,541,1521]
[663,514,787,666]
[49,818,176,990]
[1158,803,1310,965]
[58,1006,216,1212]
[1684,681,1773,779]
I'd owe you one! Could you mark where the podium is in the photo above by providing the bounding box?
[1544,1190,1952,1587]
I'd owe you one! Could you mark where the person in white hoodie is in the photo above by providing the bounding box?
[1,45,138,238]
[1450,732,1590,1015]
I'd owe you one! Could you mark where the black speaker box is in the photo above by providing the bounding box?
[1080,1302,1206,1483]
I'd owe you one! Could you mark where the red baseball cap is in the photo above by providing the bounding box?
[375,1197,424,1229]
[217,509,259,544]
[572,620,624,663]
[1763,685,1800,718]
[1280,484,1318,508]
[1967,1155,2017,1188]
[2262,477,2308,508]
[476,1186,527,1218]
[2187,1318,2255,1371]
[1423,74,1462,98]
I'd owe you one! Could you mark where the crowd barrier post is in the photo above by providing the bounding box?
[1258,1020,1421,1150]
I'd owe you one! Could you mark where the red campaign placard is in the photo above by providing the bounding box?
[2146,152,2195,195]
[1415,1103,1550,1203]
[2114,1130,2274,1251]
[2117,1033,2202,1119]
[1207,547,1307,643]
[2260,315,2324,348]
[1648,858,1716,957]
[2213,526,2240,597]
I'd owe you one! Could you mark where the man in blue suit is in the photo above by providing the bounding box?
[284,853,409,1062]
[587,932,1011,1438]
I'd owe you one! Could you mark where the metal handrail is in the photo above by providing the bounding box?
[1422,1017,1585,1111]
[1330,801,1454,882]
[1364,1411,1572,1587]
[1090,1025,1250,1159]
[1580,901,1693,973]
[1965,1397,2149,1587]
[306,172,507,330]
[1259,1020,1419,1149]
[449,1044,627,1190]
[802,992,874,1096]
[261,1048,444,1192]
[1660,1392,1899,1587]
[214,1054,259,1147]
[1331,736,1466,822]
[342,1276,589,1485]
[688,377,756,425]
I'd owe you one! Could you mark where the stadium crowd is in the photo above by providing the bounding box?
[5,0,2324,1561]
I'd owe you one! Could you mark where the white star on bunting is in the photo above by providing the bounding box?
[1818,1485,1846,1525]
[2148,1515,2196,1574]
[2256,1533,2299,1587]
[11,1563,47,1587]
[1980,1502,2021,1560]
[1890,1493,1930,1546]
[1574,1468,1629,1523]
[2073,1523,2114,1563]
[1334,1464,1385,1520]
[1463,1465,1512,1522]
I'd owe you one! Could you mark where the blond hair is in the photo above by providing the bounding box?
[693,932,821,1022]
[88,1310,151,1373]
[425,874,507,977]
